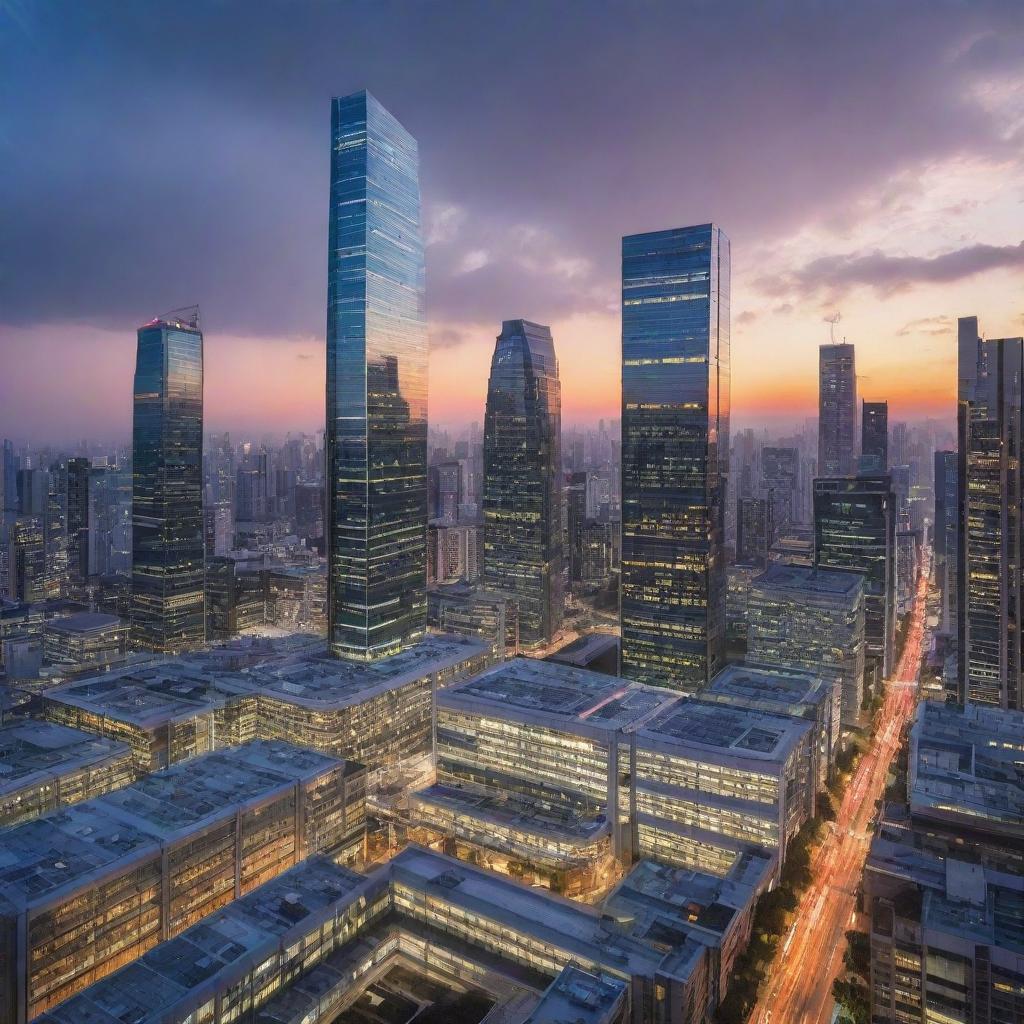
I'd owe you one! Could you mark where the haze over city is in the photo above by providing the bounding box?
[4,1,1023,439]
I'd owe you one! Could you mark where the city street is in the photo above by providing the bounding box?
[749,558,930,1024]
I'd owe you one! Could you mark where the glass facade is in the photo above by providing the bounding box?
[818,343,857,476]
[326,91,427,661]
[957,316,1024,710]
[130,313,205,653]
[620,224,730,690]
[813,475,896,678]
[934,449,958,634]
[482,319,563,648]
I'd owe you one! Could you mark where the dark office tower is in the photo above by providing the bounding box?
[6,517,45,602]
[566,471,588,583]
[762,445,799,533]
[818,343,857,476]
[1,439,16,537]
[130,309,206,653]
[621,224,730,690]
[814,475,896,680]
[326,91,427,660]
[934,450,958,635]
[428,461,463,522]
[737,496,772,567]
[67,457,90,586]
[860,400,888,473]
[482,319,563,648]
[957,315,1024,710]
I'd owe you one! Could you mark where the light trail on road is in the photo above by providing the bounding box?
[748,557,930,1024]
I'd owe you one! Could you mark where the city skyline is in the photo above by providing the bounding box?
[4,2,1024,439]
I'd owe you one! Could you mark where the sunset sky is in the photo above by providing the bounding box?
[2,1,1023,441]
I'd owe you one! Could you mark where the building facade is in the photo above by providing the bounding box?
[326,91,427,660]
[934,449,958,637]
[956,315,1024,710]
[130,310,206,653]
[482,319,563,649]
[620,224,730,690]
[860,400,888,473]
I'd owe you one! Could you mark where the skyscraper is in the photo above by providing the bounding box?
[957,315,1024,710]
[818,343,857,476]
[620,224,730,690]
[67,456,91,587]
[326,91,427,660]
[860,400,888,472]
[482,319,563,648]
[814,475,896,681]
[130,309,206,653]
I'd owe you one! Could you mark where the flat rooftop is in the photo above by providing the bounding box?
[529,966,627,1024]
[705,663,836,712]
[46,612,124,635]
[45,633,489,723]
[36,856,374,1024]
[635,698,811,763]
[909,700,1024,835]
[0,740,345,909]
[0,720,130,794]
[752,562,864,600]
[546,633,619,667]
[441,658,679,734]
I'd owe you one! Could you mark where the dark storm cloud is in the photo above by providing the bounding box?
[1,0,1022,339]
[773,241,1024,299]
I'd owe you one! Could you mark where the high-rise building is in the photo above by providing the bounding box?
[957,315,1024,710]
[934,450,957,635]
[482,319,563,648]
[326,90,427,660]
[130,309,206,653]
[814,475,896,679]
[66,457,90,587]
[762,445,799,533]
[6,517,45,602]
[620,223,730,690]
[818,343,857,476]
[428,460,463,522]
[860,400,888,472]
[737,495,772,566]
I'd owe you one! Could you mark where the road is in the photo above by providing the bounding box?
[749,558,929,1024]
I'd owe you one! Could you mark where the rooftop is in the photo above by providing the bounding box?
[45,633,489,724]
[752,562,864,600]
[909,700,1024,836]
[636,698,811,763]
[529,966,627,1024]
[705,663,837,714]
[441,658,679,734]
[0,720,130,794]
[546,633,619,667]
[46,612,124,635]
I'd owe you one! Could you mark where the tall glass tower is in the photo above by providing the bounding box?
[326,91,427,660]
[957,315,1024,710]
[860,400,888,472]
[130,308,205,652]
[818,343,857,476]
[620,224,730,691]
[482,320,563,649]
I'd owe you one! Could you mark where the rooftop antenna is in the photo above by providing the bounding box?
[161,305,201,330]
[824,312,841,344]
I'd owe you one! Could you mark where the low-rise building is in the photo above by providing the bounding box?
[43,612,128,672]
[0,740,363,1022]
[0,720,134,827]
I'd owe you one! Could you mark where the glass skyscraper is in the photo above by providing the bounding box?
[957,315,1024,710]
[934,449,957,635]
[620,224,730,690]
[818,343,857,476]
[326,91,427,660]
[813,475,896,681]
[482,319,563,649]
[130,309,206,653]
